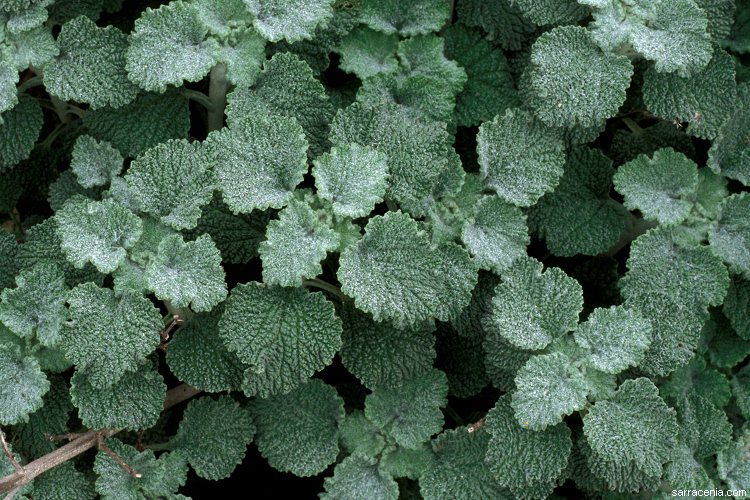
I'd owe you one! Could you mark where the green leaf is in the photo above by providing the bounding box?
[420,427,508,500]
[643,47,736,140]
[246,0,334,42]
[660,356,731,409]
[484,394,571,491]
[216,26,267,87]
[0,263,68,346]
[358,0,449,36]
[717,427,750,495]
[340,302,436,390]
[573,306,652,374]
[697,0,736,40]
[725,274,750,339]
[43,15,138,109]
[461,194,528,272]
[166,304,245,392]
[512,0,588,24]
[70,135,124,188]
[339,410,385,458]
[524,26,633,129]
[583,378,678,476]
[708,83,750,186]
[225,52,333,158]
[320,453,399,500]
[94,439,188,499]
[0,95,43,172]
[250,379,344,476]
[365,369,448,449]
[312,143,389,219]
[191,0,253,37]
[146,233,227,312]
[329,100,461,217]
[379,442,431,480]
[0,343,49,424]
[34,461,96,500]
[476,108,566,207]
[397,33,467,96]
[675,393,731,461]
[259,198,339,286]
[339,211,476,326]
[710,192,750,278]
[60,283,162,389]
[483,256,582,350]
[434,322,489,398]
[456,0,536,51]
[170,395,254,480]
[0,61,18,119]
[70,362,166,431]
[335,26,399,80]
[126,138,216,230]
[442,23,519,128]
[218,282,342,397]
[125,0,219,93]
[82,89,191,158]
[731,364,750,419]
[207,112,308,213]
[55,197,142,274]
[511,352,590,431]
[13,376,72,460]
[2,24,58,73]
[699,308,750,367]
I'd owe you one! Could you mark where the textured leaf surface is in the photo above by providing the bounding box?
[216,26,267,87]
[456,0,535,50]
[0,343,49,424]
[146,233,227,312]
[70,362,165,431]
[335,26,399,79]
[365,369,448,449]
[710,192,750,278]
[643,47,736,140]
[126,138,215,230]
[70,135,124,188]
[583,378,678,476]
[170,396,254,480]
[525,26,632,129]
[55,197,142,274]
[125,0,219,92]
[512,0,588,25]
[709,83,750,186]
[0,95,43,172]
[13,376,72,460]
[166,304,245,392]
[725,274,750,339]
[359,0,449,36]
[0,263,68,346]
[660,356,731,409]
[207,112,307,213]
[44,15,138,108]
[33,461,95,500]
[718,427,750,494]
[484,256,583,350]
[250,379,344,476]
[476,108,565,207]
[219,283,342,397]
[259,199,339,286]
[339,302,435,390]
[484,394,571,490]
[574,306,652,374]
[312,143,388,218]
[339,211,475,325]
[320,454,398,500]
[82,89,190,158]
[614,148,700,225]
[245,0,333,42]
[338,410,385,458]
[0,231,19,291]
[534,146,625,257]
[60,283,162,389]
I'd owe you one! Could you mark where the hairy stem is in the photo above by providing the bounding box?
[181,88,216,113]
[302,278,349,300]
[207,63,228,133]
[16,76,44,95]
[621,117,644,136]
[602,201,658,257]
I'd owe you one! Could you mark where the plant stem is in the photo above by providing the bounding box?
[16,76,43,95]
[603,202,658,257]
[181,88,216,113]
[443,405,464,426]
[302,278,348,300]
[622,116,644,136]
[207,63,228,133]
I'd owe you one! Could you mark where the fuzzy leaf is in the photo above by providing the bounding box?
[338,410,385,458]
[642,47,736,140]
[70,362,166,431]
[335,26,399,80]
[709,192,750,278]
[0,95,43,172]
[312,143,389,218]
[33,462,96,500]
[524,26,632,129]
[70,135,124,188]
[59,283,162,389]
[55,197,142,274]
[358,0,449,36]
[207,112,308,213]
[13,376,72,460]
[126,138,216,230]
[218,282,342,397]
[250,379,344,476]
[125,0,219,92]
[709,83,750,186]
[0,343,49,424]
[44,15,138,108]
[170,395,254,480]
[725,274,750,339]
[192,0,253,37]
[365,369,448,449]
[320,454,398,500]
[456,0,536,51]
[583,378,678,476]
[476,108,565,207]
[660,356,731,409]
[483,256,583,350]
[245,0,334,42]
[0,263,68,346]
[717,427,750,494]
[216,26,267,87]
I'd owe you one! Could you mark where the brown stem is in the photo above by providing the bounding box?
[98,434,141,478]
